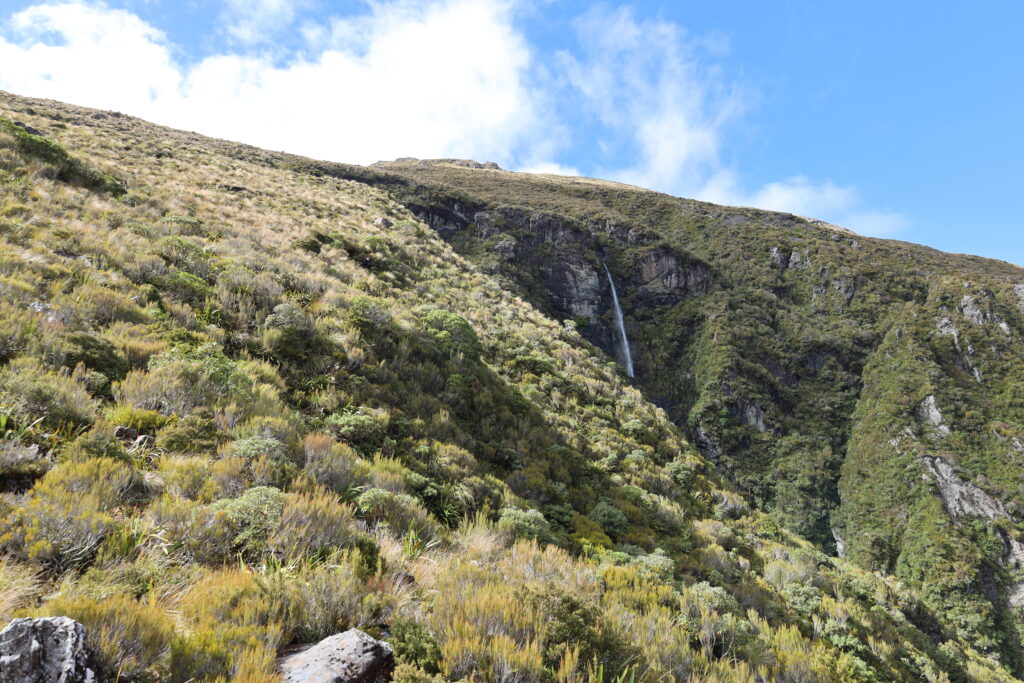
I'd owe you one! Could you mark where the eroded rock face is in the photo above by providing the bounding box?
[635,248,712,305]
[1013,284,1024,313]
[918,395,951,437]
[920,455,1024,568]
[731,398,770,433]
[960,294,989,325]
[0,617,97,683]
[548,253,603,319]
[279,629,394,683]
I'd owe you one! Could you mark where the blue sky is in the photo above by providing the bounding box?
[1,1,1022,266]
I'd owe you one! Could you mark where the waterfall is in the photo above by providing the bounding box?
[602,260,635,378]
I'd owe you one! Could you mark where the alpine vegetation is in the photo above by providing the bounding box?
[0,91,1023,682]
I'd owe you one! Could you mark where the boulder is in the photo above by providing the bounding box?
[113,425,138,442]
[0,617,97,683]
[280,629,394,683]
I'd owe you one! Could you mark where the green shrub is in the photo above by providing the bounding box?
[0,458,134,569]
[226,435,297,489]
[589,500,630,539]
[158,456,211,500]
[570,513,613,550]
[271,487,375,563]
[158,215,204,236]
[170,623,279,682]
[421,309,482,360]
[497,507,554,544]
[346,296,392,331]
[289,550,376,642]
[301,433,369,497]
[61,421,130,463]
[105,404,171,434]
[358,488,442,543]
[208,486,286,561]
[324,411,385,452]
[0,117,125,194]
[116,344,248,417]
[39,594,174,680]
[0,357,98,430]
[173,571,282,680]
[156,407,218,454]
[391,619,442,673]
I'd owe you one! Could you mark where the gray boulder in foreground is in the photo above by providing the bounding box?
[280,628,394,683]
[0,617,97,683]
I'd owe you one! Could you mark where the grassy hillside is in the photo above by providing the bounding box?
[0,91,1019,681]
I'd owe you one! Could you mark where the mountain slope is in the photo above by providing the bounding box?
[319,157,1024,672]
[0,90,1019,681]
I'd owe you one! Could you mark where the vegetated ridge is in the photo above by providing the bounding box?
[0,89,1022,682]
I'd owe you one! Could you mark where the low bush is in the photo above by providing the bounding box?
[157,456,211,500]
[498,507,554,544]
[39,594,174,680]
[105,404,171,434]
[0,117,125,194]
[0,357,98,430]
[271,487,374,563]
[0,556,38,622]
[358,487,442,543]
[301,433,370,497]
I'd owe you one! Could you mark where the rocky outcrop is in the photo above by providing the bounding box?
[0,617,97,683]
[279,629,394,683]
[832,527,846,558]
[770,247,809,270]
[1014,284,1024,313]
[694,425,721,462]
[936,316,984,383]
[548,253,604,320]
[634,247,712,305]
[960,294,989,325]
[920,455,1024,568]
[731,398,770,433]
[918,395,951,437]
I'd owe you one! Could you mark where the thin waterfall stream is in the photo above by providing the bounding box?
[602,260,635,378]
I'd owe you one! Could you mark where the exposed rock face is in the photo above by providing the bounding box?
[694,425,721,462]
[0,617,97,683]
[936,316,984,383]
[918,395,951,437]
[920,455,1024,568]
[1014,284,1024,313]
[832,527,846,558]
[732,399,770,433]
[279,629,394,683]
[635,248,712,304]
[770,247,809,270]
[548,253,603,319]
[960,294,988,325]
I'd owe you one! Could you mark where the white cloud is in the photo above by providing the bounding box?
[0,1,906,234]
[223,0,307,44]
[0,3,181,115]
[0,0,546,165]
[557,6,743,194]
[515,162,580,176]
[555,6,908,236]
[699,172,908,236]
